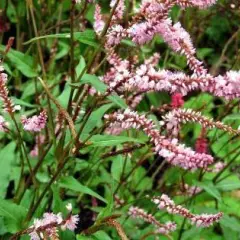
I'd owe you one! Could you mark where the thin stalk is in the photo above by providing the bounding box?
[28,1,56,146]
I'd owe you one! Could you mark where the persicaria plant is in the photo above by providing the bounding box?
[0,0,240,239]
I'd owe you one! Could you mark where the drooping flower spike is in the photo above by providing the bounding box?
[152,194,223,227]
[129,206,177,235]
[105,109,214,171]
[162,108,240,136]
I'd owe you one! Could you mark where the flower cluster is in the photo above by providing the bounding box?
[90,0,240,102]
[106,0,210,75]
[93,4,105,35]
[152,194,223,227]
[110,0,125,22]
[21,111,48,132]
[105,109,214,170]
[97,49,240,102]
[28,204,79,240]
[128,206,176,235]
[93,0,126,46]
[162,108,240,136]
[0,65,15,114]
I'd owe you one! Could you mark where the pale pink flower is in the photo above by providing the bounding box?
[152,194,223,227]
[161,108,240,135]
[0,67,15,114]
[206,71,240,100]
[105,109,213,170]
[176,0,217,8]
[106,25,127,47]
[128,21,156,45]
[129,206,176,234]
[21,111,47,132]
[29,231,41,240]
[191,213,223,227]
[94,4,105,35]
[28,204,78,239]
[62,215,79,231]
[110,0,125,21]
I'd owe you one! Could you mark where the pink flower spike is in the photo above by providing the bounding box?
[177,0,217,9]
[152,194,223,227]
[105,109,214,170]
[21,111,47,132]
[110,0,125,22]
[128,206,176,235]
[94,4,105,35]
[62,215,79,231]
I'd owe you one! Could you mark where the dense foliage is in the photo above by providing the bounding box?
[0,0,240,239]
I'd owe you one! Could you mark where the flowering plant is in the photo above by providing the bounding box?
[0,0,240,239]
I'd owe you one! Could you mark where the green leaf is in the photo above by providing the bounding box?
[93,231,112,240]
[12,97,37,108]
[0,199,27,233]
[220,215,240,232]
[223,113,240,122]
[0,45,38,78]
[96,189,114,221]
[111,155,124,182]
[81,103,114,136]
[81,74,107,93]
[55,41,70,60]
[108,94,127,109]
[0,143,16,198]
[59,176,107,203]
[182,226,203,240]
[77,236,91,240]
[216,177,240,191]
[75,30,99,48]
[76,56,86,79]
[194,181,222,201]
[197,48,214,60]
[52,186,66,213]
[88,135,145,147]
[24,30,99,48]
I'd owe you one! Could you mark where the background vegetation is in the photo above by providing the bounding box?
[0,0,240,239]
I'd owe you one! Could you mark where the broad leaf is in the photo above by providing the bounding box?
[194,181,222,201]
[0,199,27,233]
[0,45,38,77]
[81,103,114,136]
[220,215,240,232]
[216,177,240,191]
[88,135,145,147]
[59,176,107,203]
[0,142,16,198]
